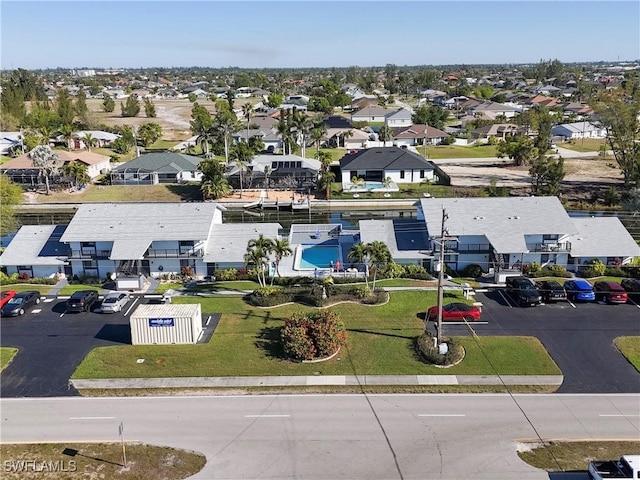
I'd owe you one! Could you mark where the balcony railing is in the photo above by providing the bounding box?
[69,249,112,259]
[434,243,492,254]
[530,242,572,253]
[146,248,203,258]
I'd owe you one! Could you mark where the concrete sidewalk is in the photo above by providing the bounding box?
[71,375,563,390]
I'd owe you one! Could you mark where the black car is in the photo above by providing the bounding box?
[621,278,640,298]
[535,280,567,302]
[66,290,99,312]
[505,276,542,307]
[1,290,41,317]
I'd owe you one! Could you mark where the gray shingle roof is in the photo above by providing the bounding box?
[203,223,282,263]
[114,152,202,174]
[340,147,434,171]
[0,225,68,266]
[359,220,429,260]
[60,203,222,260]
[569,217,640,258]
[419,197,577,253]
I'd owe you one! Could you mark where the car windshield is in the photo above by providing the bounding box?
[7,297,24,305]
[103,298,116,304]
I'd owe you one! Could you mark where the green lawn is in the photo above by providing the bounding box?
[58,284,104,295]
[0,284,54,294]
[304,148,346,162]
[615,336,640,371]
[0,347,18,372]
[375,279,436,287]
[559,138,606,152]
[73,291,560,379]
[426,144,498,159]
[35,184,203,203]
[586,276,625,285]
[155,282,184,294]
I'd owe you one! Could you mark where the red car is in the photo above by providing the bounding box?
[427,302,481,322]
[593,281,628,304]
[0,290,17,309]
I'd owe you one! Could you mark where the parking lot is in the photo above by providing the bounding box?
[0,294,219,397]
[440,287,640,393]
[1,289,639,397]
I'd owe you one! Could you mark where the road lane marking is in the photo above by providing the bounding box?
[69,416,116,420]
[418,414,466,417]
[244,414,291,418]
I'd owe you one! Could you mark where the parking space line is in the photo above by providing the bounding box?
[498,290,514,308]
[628,298,640,309]
[123,297,140,316]
[57,296,70,300]
[43,298,54,303]
[567,299,577,308]
[31,309,42,314]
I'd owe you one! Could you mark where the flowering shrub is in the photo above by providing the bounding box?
[281,310,347,361]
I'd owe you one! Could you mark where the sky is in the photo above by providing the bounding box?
[1,1,639,70]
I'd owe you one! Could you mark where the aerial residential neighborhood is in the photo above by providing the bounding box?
[0,1,639,479]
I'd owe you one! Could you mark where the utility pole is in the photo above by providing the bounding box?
[435,208,448,345]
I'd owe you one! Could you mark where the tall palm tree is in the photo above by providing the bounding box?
[348,242,369,288]
[242,102,253,145]
[271,238,292,281]
[263,165,271,198]
[230,142,253,198]
[82,132,95,151]
[198,159,231,200]
[214,109,239,165]
[315,150,334,200]
[248,234,275,253]
[378,125,392,147]
[310,119,328,157]
[58,124,74,150]
[39,126,53,146]
[367,241,392,291]
[340,129,354,148]
[244,246,269,288]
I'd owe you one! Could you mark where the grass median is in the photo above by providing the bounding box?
[0,347,18,372]
[73,291,560,379]
[615,336,640,371]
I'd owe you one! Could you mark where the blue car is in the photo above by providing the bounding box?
[564,279,595,302]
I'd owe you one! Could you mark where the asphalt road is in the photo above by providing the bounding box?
[1,289,639,397]
[441,289,640,393]
[1,394,638,479]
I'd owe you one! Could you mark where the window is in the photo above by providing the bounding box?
[420,169,425,179]
[82,260,97,269]
[542,234,558,241]
[271,161,277,168]
[541,254,549,262]
[400,170,405,179]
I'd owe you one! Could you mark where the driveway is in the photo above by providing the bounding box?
[441,289,640,393]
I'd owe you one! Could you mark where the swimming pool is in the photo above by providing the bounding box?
[364,181,384,190]
[298,245,341,270]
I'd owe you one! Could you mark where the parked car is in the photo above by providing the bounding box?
[505,276,542,307]
[593,281,628,304]
[0,290,17,309]
[620,278,640,298]
[535,280,567,302]
[426,302,481,322]
[66,290,99,312]
[563,279,595,302]
[100,292,130,313]
[1,290,41,316]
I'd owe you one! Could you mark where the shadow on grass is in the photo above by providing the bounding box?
[255,326,287,360]
[347,328,415,340]
[165,183,203,202]
[63,447,122,467]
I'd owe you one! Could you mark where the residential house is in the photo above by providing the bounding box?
[533,84,562,95]
[562,103,595,118]
[0,225,69,279]
[470,123,523,140]
[231,128,282,153]
[359,219,430,267]
[59,203,224,282]
[111,152,203,185]
[385,108,413,129]
[340,147,435,190]
[1,150,111,185]
[392,125,450,147]
[568,217,640,270]
[203,223,282,270]
[226,154,320,191]
[351,106,393,123]
[414,196,636,275]
[525,95,560,109]
[325,128,370,149]
[468,101,521,119]
[551,122,606,140]
[350,97,378,112]
[0,132,23,156]
[70,130,120,150]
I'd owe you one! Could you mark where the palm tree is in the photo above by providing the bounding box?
[196,127,216,158]
[248,234,275,253]
[378,125,392,147]
[82,132,95,151]
[198,159,231,200]
[310,119,328,157]
[315,150,334,199]
[230,142,253,199]
[244,246,270,288]
[340,129,354,148]
[263,165,271,198]
[242,102,253,145]
[58,124,74,150]
[39,126,53,146]
[367,241,392,291]
[348,242,369,288]
[214,109,239,165]
[271,238,292,281]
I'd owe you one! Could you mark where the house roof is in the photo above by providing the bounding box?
[385,108,412,120]
[351,106,394,118]
[393,125,449,140]
[418,197,577,254]
[359,219,429,260]
[227,154,320,176]
[326,128,370,140]
[114,152,202,174]
[552,122,601,134]
[0,225,68,267]
[73,130,120,141]
[568,217,640,258]
[2,150,110,169]
[203,223,282,263]
[471,101,520,113]
[340,147,434,171]
[60,203,222,260]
